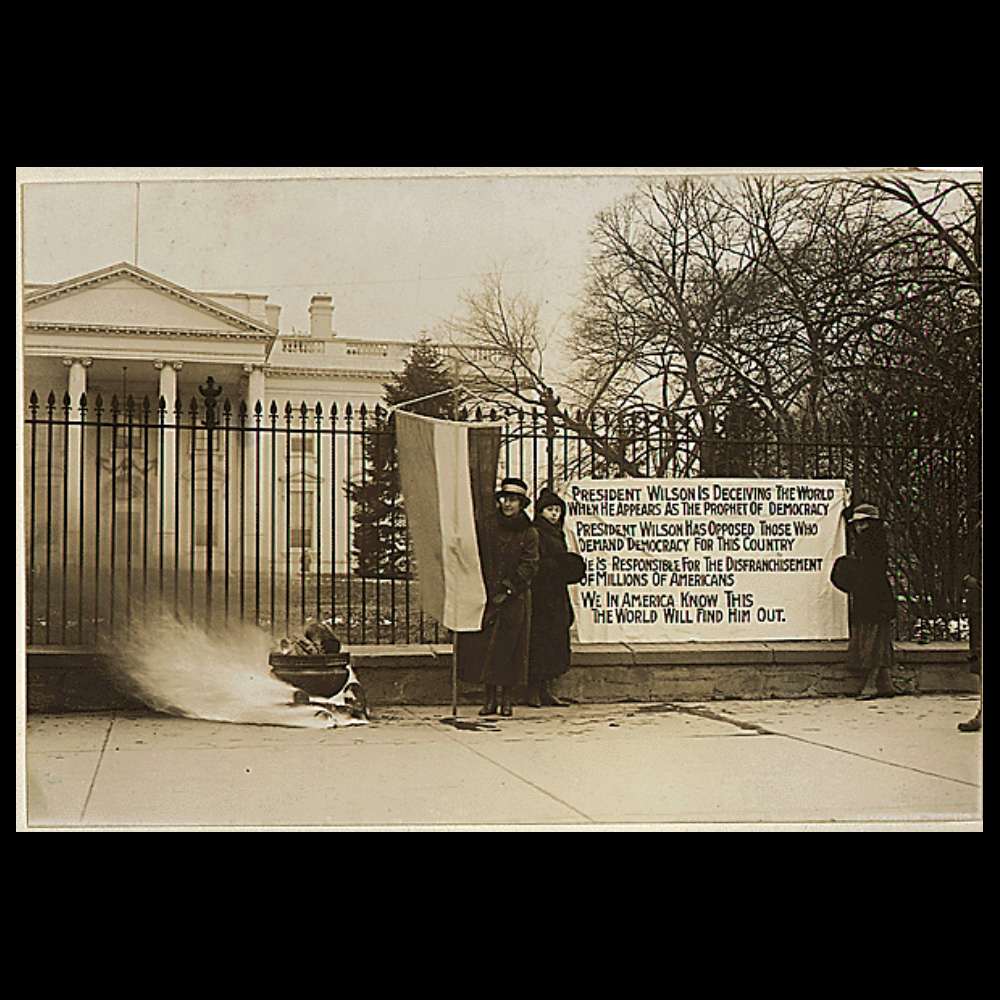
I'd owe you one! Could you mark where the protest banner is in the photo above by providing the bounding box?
[563,478,849,643]
[395,411,502,633]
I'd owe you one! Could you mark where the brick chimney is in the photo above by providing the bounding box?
[309,294,334,338]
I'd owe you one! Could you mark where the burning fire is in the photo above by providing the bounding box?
[106,615,366,729]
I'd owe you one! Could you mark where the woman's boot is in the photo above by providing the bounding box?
[500,686,513,716]
[540,678,567,707]
[479,684,498,716]
[875,665,895,697]
[856,659,881,700]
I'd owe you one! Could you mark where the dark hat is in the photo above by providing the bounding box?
[848,503,880,523]
[535,488,566,513]
[496,477,531,507]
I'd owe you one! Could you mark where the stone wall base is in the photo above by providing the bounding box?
[25,641,976,713]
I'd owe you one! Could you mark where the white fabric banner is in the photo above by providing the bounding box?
[396,411,491,633]
[563,478,849,643]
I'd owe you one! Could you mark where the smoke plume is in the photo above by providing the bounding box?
[105,614,357,729]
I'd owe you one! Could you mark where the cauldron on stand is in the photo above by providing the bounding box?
[269,618,367,719]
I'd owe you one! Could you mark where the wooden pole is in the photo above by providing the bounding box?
[452,383,460,716]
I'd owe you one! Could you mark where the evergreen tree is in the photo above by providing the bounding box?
[349,339,457,578]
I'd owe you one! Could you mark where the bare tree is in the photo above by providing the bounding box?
[438,171,981,492]
[568,172,982,430]
[716,175,901,424]
[436,267,652,476]
[437,267,549,410]
[568,176,796,437]
[854,174,981,302]
[817,173,982,422]
[573,177,904,425]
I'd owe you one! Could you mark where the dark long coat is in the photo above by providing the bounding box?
[455,509,539,687]
[833,520,894,623]
[851,521,896,623]
[529,495,576,682]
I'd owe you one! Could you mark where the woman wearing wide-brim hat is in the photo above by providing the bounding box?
[454,477,539,717]
[831,503,897,699]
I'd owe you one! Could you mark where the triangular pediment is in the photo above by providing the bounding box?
[23,262,275,340]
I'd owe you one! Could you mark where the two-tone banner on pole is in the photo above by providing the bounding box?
[563,478,849,643]
[395,411,502,633]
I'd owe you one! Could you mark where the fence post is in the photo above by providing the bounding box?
[199,377,222,626]
[541,387,559,490]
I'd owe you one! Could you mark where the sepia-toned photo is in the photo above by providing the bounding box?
[16,166,982,831]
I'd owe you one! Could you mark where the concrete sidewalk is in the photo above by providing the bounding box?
[19,693,982,830]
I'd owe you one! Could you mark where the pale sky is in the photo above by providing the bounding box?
[18,168,651,345]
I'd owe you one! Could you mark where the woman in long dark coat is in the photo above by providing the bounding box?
[832,503,897,699]
[455,478,539,717]
[527,489,578,706]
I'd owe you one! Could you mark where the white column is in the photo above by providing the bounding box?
[63,356,91,409]
[156,359,182,415]
[243,363,265,414]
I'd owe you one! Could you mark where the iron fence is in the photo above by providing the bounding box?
[23,390,979,648]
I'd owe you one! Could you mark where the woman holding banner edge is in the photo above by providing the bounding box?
[455,478,540,717]
[831,503,897,699]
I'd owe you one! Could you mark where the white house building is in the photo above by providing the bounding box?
[21,263,434,633]
[21,261,421,414]
[21,260,527,648]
